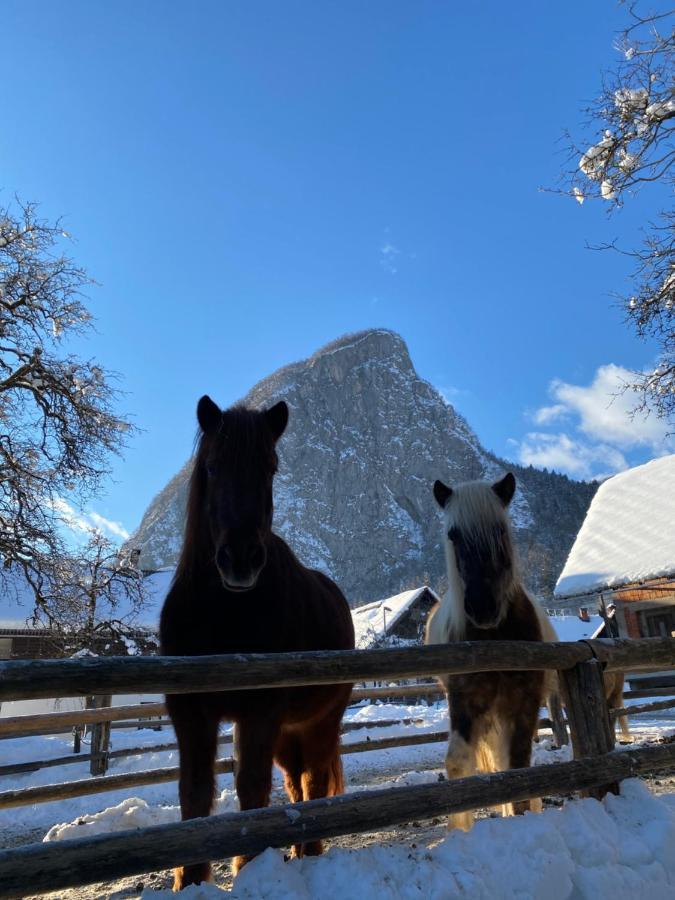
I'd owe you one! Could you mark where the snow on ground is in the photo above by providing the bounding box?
[555,455,675,598]
[141,779,675,899]
[1,699,673,844]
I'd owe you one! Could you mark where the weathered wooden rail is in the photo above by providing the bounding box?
[3,637,674,701]
[0,685,442,740]
[3,693,671,782]
[0,730,452,809]
[0,637,674,898]
[0,717,426,779]
[1,743,674,900]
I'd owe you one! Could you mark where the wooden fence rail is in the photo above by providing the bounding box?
[0,703,167,739]
[3,692,671,782]
[0,731,450,809]
[1,742,674,900]
[0,717,426,778]
[0,686,442,740]
[3,638,674,702]
[2,682,670,742]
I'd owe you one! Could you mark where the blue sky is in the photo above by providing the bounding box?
[2,1,671,541]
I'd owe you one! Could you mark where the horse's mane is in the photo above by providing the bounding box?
[432,480,521,642]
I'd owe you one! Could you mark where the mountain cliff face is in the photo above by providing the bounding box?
[129,330,595,603]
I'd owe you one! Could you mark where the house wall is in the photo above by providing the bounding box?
[0,629,156,659]
[614,578,675,638]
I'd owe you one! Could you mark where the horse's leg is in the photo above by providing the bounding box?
[607,673,631,743]
[476,723,512,818]
[231,715,278,877]
[274,731,305,860]
[294,706,345,857]
[444,700,478,831]
[169,699,220,891]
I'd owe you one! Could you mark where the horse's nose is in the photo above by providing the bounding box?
[215,541,266,589]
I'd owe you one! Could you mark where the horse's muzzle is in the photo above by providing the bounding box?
[215,542,266,592]
[464,585,505,629]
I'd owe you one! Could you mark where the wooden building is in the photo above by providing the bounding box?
[554,456,675,689]
[554,455,675,641]
[352,586,439,649]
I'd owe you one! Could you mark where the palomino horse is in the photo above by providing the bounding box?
[425,472,548,830]
[160,398,354,889]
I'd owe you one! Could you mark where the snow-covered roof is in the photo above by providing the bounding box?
[352,587,437,649]
[545,612,605,642]
[555,455,675,599]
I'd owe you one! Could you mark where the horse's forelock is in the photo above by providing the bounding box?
[196,406,277,470]
[179,406,277,577]
[444,481,514,565]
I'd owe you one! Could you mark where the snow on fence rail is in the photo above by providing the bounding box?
[0,638,674,899]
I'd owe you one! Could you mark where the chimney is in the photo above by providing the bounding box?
[578,606,590,623]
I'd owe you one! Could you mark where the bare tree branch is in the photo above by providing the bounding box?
[553,4,675,421]
[0,197,138,630]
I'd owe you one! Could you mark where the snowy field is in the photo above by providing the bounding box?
[1,700,674,898]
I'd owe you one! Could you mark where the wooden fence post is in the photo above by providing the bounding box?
[547,691,569,747]
[559,659,617,800]
[87,695,112,776]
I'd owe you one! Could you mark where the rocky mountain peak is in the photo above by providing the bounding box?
[129,330,595,604]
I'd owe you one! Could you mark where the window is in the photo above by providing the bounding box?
[0,637,13,659]
[642,609,675,638]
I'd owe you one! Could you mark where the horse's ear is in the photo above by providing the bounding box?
[264,401,289,442]
[197,395,222,433]
[433,480,453,509]
[492,472,516,506]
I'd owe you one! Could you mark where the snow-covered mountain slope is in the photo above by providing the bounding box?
[128,330,595,603]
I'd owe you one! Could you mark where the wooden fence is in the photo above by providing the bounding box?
[1,688,672,784]
[0,637,674,898]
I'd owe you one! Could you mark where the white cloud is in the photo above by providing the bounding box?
[518,432,628,481]
[54,498,130,542]
[545,364,671,451]
[52,498,92,533]
[379,242,400,274]
[514,363,673,481]
[531,403,568,426]
[88,512,130,541]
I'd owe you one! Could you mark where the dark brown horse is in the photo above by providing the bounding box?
[159,397,354,889]
[425,472,549,829]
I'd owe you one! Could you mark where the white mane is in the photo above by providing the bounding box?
[427,481,517,642]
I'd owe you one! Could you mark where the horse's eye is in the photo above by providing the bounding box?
[447,527,459,542]
[205,463,215,478]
